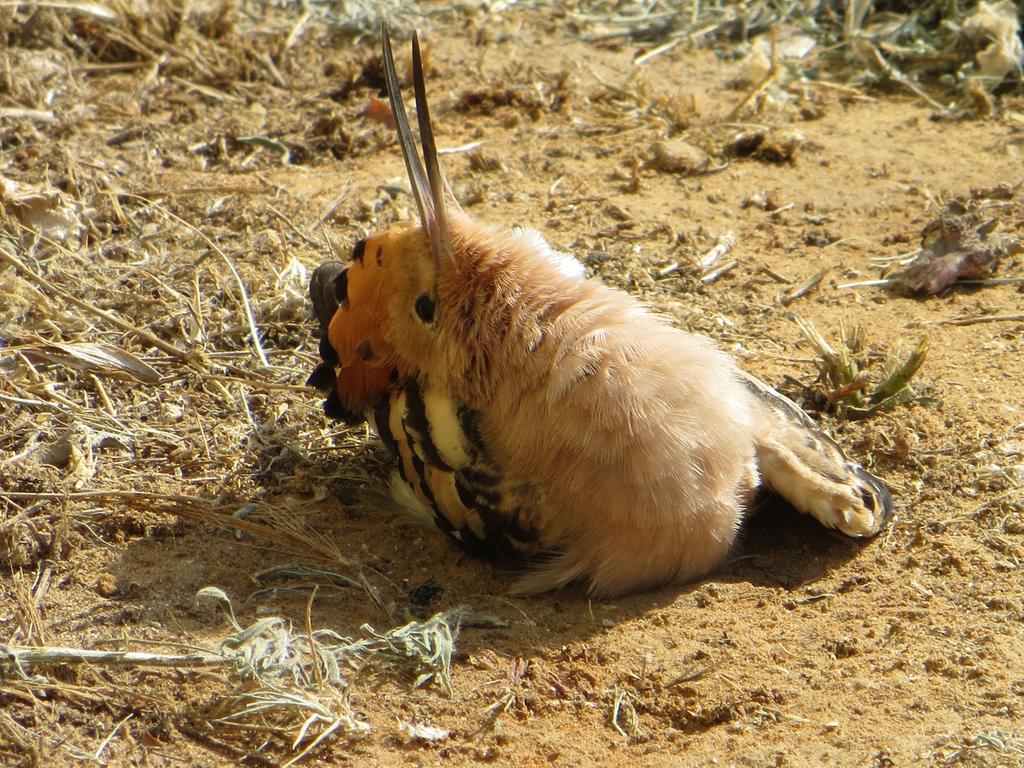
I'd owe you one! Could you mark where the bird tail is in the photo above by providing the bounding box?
[740,371,893,537]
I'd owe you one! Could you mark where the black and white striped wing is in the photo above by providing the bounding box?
[368,380,546,559]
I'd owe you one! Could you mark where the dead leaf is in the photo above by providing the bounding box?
[892,199,1023,295]
[963,0,1023,85]
[0,176,82,243]
[25,340,161,383]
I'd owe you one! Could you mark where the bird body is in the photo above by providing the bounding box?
[307,24,892,597]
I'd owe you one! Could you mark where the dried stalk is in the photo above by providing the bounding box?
[0,644,228,670]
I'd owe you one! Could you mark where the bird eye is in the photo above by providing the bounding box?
[415,293,435,325]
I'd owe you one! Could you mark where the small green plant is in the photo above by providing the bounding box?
[790,315,930,419]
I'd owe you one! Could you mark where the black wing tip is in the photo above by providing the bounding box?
[861,469,895,528]
[848,462,895,535]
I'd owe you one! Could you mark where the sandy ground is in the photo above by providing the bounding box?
[2,4,1023,767]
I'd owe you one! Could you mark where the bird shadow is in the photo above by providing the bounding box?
[719,492,874,590]
[101,457,880,665]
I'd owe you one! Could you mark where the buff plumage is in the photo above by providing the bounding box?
[306,23,892,597]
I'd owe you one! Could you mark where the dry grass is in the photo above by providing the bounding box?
[1,584,465,762]
[0,2,442,761]
[789,314,931,419]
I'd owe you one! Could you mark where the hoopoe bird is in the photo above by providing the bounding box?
[307,23,893,597]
